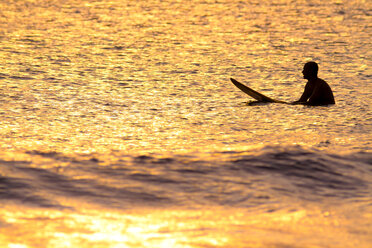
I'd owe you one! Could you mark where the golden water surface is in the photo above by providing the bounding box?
[0,0,371,247]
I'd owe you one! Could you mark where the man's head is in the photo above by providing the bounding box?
[303,61,318,79]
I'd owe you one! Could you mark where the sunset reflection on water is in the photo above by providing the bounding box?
[0,0,371,247]
[2,205,371,248]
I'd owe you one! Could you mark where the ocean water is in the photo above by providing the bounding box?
[0,0,371,247]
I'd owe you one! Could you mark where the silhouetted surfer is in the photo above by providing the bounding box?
[292,62,335,106]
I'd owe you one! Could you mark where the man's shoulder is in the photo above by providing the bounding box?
[316,78,327,84]
[316,78,332,88]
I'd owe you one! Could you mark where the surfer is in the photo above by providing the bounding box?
[292,62,335,106]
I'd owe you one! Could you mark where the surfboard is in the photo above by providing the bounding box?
[230,78,288,104]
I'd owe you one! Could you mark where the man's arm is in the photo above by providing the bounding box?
[307,86,322,105]
[292,84,326,106]
[291,82,313,104]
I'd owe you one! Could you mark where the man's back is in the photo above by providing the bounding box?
[307,78,335,106]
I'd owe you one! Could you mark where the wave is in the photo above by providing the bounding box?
[0,146,371,209]
[229,146,372,201]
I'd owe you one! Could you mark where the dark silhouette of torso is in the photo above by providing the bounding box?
[293,62,335,106]
[298,78,335,105]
